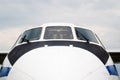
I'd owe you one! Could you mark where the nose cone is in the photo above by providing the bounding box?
[7,46,108,80]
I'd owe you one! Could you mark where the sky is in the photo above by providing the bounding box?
[0,0,120,52]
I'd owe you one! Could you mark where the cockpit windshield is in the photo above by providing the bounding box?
[75,27,98,43]
[44,26,73,39]
[19,27,42,43]
[15,25,99,46]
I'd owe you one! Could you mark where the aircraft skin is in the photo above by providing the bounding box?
[0,23,119,80]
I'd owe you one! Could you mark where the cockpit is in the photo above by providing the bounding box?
[15,23,102,47]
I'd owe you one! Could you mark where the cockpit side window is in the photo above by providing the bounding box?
[75,27,98,43]
[44,26,73,39]
[19,27,42,43]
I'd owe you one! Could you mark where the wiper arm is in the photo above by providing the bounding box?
[21,35,30,44]
[77,31,89,43]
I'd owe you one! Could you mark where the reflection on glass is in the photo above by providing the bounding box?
[44,26,73,39]
[75,27,98,43]
[20,27,42,43]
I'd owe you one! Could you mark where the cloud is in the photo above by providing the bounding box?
[0,26,32,52]
[0,0,120,51]
[89,26,120,51]
[0,0,120,28]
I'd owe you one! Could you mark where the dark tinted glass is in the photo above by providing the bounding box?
[75,27,98,43]
[20,27,42,43]
[44,26,73,39]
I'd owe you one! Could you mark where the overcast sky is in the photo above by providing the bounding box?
[0,0,120,52]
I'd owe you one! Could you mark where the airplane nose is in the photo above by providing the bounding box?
[7,46,109,80]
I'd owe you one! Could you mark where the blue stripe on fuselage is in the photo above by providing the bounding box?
[0,66,11,77]
[0,65,118,77]
[106,65,118,76]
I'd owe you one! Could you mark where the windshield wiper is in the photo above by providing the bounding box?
[77,31,90,43]
[21,35,30,44]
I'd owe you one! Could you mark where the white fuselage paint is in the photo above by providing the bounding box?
[7,46,110,80]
